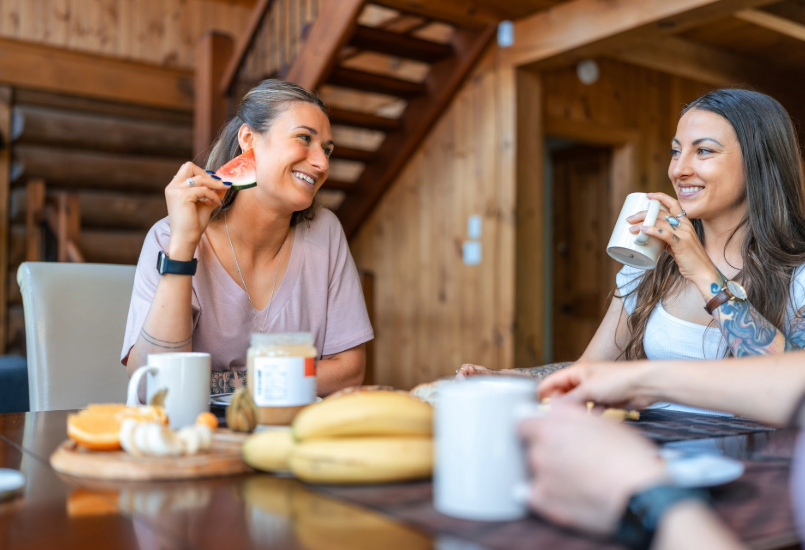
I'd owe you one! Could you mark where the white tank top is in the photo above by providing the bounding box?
[616,264,805,416]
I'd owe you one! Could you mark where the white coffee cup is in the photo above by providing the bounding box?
[126,353,211,429]
[434,377,542,521]
[607,192,669,269]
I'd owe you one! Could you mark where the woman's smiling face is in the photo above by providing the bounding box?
[668,108,746,221]
[239,101,332,213]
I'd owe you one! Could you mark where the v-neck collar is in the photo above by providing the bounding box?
[201,222,304,327]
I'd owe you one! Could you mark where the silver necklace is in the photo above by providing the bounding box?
[224,211,285,333]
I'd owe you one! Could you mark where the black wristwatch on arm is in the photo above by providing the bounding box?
[616,484,711,550]
[156,251,198,276]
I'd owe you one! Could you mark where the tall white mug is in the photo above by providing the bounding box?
[607,192,669,269]
[126,352,211,428]
[434,377,542,521]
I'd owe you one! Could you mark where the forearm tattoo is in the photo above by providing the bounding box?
[514,362,574,381]
[211,371,247,394]
[709,270,801,355]
[140,328,192,350]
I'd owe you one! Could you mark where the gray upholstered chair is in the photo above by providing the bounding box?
[17,262,135,411]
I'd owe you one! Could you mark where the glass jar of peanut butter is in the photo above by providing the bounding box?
[247,332,317,425]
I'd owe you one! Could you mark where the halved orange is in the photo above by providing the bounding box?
[67,403,169,451]
[67,413,124,451]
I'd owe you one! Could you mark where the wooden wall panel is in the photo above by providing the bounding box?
[350,50,517,389]
[0,0,251,69]
[542,58,714,198]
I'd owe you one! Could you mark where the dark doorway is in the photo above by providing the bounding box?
[551,145,613,362]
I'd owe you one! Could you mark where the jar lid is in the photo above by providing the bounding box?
[250,332,314,347]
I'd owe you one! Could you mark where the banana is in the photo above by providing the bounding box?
[242,428,295,473]
[288,436,433,484]
[292,391,433,441]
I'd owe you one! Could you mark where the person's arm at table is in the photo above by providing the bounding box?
[538,351,805,427]
[457,294,632,380]
[126,163,227,378]
[521,404,746,550]
[208,344,366,395]
[654,501,746,550]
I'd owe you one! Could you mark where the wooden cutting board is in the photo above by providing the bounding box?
[50,429,253,481]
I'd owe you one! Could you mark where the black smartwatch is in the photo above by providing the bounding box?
[156,251,198,276]
[616,484,710,550]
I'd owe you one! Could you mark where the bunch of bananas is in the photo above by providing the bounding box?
[243,390,434,484]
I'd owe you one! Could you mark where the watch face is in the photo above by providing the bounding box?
[726,280,747,300]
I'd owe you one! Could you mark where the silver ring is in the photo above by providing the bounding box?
[666,215,681,228]
[186,177,195,187]
[675,210,687,219]
[198,197,207,203]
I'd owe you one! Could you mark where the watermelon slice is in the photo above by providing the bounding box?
[215,149,257,190]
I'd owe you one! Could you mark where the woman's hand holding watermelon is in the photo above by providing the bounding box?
[164,162,230,260]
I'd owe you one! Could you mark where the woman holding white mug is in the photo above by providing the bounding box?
[460,88,805,378]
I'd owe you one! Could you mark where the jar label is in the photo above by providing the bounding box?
[253,357,317,407]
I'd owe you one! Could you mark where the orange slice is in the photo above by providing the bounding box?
[67,413,124,451]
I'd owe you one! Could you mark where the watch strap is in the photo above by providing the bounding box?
[704,289,731,315]
[616,484,710,550]
[156,250,198,276]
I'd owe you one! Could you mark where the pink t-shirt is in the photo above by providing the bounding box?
[120,208,373,372]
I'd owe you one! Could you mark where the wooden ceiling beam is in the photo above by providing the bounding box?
[612,37,763,88]
[499,0,779,69]
[611,36,800,108]
[735,9,805,42]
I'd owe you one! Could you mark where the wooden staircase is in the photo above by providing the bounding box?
[201,0,495,238]
[286,0,495,237]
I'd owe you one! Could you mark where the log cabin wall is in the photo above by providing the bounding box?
[349,49,749,388]
[0,0,252,69]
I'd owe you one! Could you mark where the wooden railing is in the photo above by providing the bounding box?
[195,0,321,161]
[25,179,85,264]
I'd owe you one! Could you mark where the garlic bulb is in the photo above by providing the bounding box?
[119,420,212,457]
[226,388,258,433]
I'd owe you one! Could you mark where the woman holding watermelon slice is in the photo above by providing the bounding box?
[121,80,373,402]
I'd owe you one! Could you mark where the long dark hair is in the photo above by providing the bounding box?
[204,79,328,226]
[622,88,805,359]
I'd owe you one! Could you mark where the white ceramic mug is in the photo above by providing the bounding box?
[126,353,211,428]
[434,377,542,521]
[607,192,669,269]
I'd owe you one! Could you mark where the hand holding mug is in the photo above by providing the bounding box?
[627,192,721,294]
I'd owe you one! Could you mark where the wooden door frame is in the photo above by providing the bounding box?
[543,116,639,294]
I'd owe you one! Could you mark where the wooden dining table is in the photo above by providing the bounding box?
[0,408,801,550]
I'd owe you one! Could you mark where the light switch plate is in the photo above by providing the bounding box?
[463,241,482,265]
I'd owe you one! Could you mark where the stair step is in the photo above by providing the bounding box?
[328,107,401,131]
[328,67,427,98]
[331,145,375,163]
[348,25,452,63]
